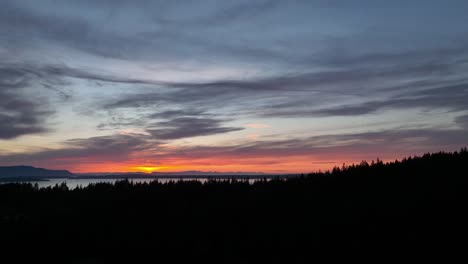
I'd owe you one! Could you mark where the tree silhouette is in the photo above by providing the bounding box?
[0,148,467,262]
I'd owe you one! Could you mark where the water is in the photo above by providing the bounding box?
[1,177,265,189]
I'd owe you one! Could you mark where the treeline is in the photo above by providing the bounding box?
[0,149,467,263]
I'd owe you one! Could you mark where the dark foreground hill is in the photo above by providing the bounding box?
[0,149,467,263]
[0,165,73,179]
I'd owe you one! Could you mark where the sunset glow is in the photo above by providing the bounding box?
[132,166,168,173]
[0,1,467,174]
[2,2,468,262]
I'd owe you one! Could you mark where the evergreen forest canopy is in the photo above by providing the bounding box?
[1,148,467,263]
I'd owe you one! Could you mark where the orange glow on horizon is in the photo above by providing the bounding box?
[52,157,344,174]
[131,166,169,173]
[43,149,423,174]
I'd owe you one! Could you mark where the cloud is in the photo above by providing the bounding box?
[147,109,208,119]
[147,117,243,140]
[104,54,468,120]
[65,134,152,156]
[304,83,468,117]
[1,0,468,172]
[245,123,271,129]
[455,114,468,129]
[143,128,468,167]
[0,133,155,166]
[2,37,465,144]
[4,0,468,123]
[0,65,55,139]
[0,1,123,59]
[151,0,279,28]
[97,108,242,140]
[2,127,465,172]
[0,0,289,64]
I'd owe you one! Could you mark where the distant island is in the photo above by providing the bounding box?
[0,166,74,181]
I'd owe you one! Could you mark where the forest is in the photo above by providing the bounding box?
[1,149,467,263]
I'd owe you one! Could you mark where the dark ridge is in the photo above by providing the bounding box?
[0,165,73,179]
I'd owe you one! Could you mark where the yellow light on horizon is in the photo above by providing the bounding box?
[132,166,166,173]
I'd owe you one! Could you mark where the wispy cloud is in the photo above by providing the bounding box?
[147,117,243,140]
[1,0,467,172]
[0,65,57,139]
[1,127,466,172]
[245,123,271,129]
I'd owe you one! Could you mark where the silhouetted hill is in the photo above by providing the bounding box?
[0,165,73,179]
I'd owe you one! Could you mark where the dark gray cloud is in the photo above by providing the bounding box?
[0,0,291,64]
[65,134,152,157]
[39,64,160,85]
[152,0,279,28]
[4,0,468,113]
[103,51,468,119]
[6,0,465,67]
[303,83,468,117]
[2,36,466,143]
[455,114,468,129]
[0,61,158,139]
[98,110,242,140]
[2,0,467,68]
[147,109,208,119]
[0,133,155,166]
[0,1,130,59]
[147,117,243,140]
[0,66,54,139]
[0,98,49,139]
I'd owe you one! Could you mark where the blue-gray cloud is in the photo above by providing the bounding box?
[147,117,243,140]
[1,0,468,166]
[0,65,55,139]
[455,114,468,129]
[102,49,468,118]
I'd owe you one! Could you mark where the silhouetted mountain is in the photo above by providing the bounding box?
[0,165,73,179]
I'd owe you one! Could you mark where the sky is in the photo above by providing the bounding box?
[0,0,467,173]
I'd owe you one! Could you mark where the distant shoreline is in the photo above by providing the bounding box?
[72,174,300,179]
[0,177,51,183]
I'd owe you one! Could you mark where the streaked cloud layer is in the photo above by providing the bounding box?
[0,0,467,173]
